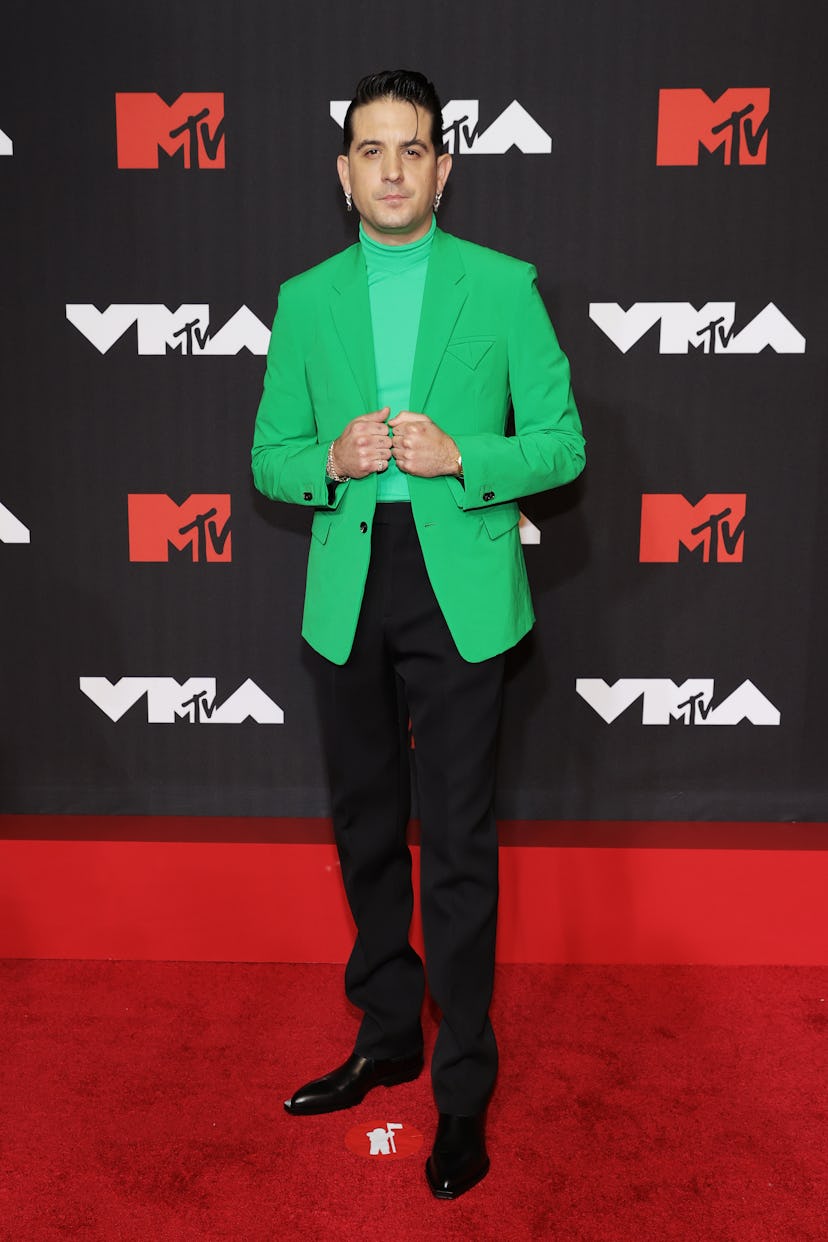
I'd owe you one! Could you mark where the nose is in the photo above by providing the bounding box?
[380,149,403,182]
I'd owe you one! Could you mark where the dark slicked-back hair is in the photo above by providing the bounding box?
[343,69,444,153]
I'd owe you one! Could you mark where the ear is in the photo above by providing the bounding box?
[436,152,452,195]
[337,153,351,196]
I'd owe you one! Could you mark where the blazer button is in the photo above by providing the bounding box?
[483,490,495,501]
[303,491,312,501]
[359,521,368,533]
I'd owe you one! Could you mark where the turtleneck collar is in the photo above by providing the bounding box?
[359,215,437,269]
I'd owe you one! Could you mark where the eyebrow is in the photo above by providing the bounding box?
[354,137,429,152]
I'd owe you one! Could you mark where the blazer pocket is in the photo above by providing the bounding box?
[446,336,496,370]
[310,513,332,545]
[481,504,520,540]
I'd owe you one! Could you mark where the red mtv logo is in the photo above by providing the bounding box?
[128,495,231,562]
[116,93,225,168]
[656,89,769,165]
[640,494,746,563]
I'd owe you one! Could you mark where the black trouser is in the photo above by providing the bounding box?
[310,503,505,1114]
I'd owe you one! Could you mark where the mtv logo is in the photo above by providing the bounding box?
[657,88,769,166]
[79,677,283,724]
[66,305,270,355]
[640,494,745,563]
[0,126,12,156]
[576,678,780,726]
[115,93,225,168]
[329,99,551,154]
[589,302,805,354]
[128,494,231,562]
[0,500,29,543]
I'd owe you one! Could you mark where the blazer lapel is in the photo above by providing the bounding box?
[410,230,468,413]
[329,245,378,411]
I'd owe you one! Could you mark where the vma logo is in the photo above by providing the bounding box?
[329,99,552,154]
[577,679,780,726]
[640,494,745,563]
[657,88,769,166]
[128,494,231,562]
[116,93,225,168]
[0,126,12,156]
[589,302,805,354]
[0,500,29,543]
[439,100,551,154]
[80,678,283,724]
[66,305,269,355]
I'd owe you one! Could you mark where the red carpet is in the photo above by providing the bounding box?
[1,961,826,1240]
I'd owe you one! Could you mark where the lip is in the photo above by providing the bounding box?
[379,194,408,203]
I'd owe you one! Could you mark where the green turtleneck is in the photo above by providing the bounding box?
[360,215,436,502]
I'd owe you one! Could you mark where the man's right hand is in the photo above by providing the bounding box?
[330,408,392,479]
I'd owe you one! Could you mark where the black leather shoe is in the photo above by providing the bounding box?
[425,1112,489,1199]
[284,1050,423,1116]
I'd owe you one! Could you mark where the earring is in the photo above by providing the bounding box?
[345,192,352,213]
[434,190,442,211]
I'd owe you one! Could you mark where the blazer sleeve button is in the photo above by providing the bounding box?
[303,491,313,501]
[483,490,495,502]
[359,521,368,533]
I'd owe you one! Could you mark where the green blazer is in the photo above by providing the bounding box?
[252,228,585,665]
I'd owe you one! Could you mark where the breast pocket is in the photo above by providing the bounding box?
[445,336,496,371]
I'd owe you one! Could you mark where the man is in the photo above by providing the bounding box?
[252,69,584,1199]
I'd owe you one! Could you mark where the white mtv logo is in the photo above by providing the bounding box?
[576,678,780,725]
[80,677,284,723]
[329,99,551,154]
[0,500,29,543]
[0,127,12,156]
[589,302,805,354]
[66,305,270,355]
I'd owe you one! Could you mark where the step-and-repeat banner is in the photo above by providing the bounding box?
[2,1,825,828]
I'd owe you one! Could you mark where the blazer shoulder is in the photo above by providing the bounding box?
[439,231,537,284]
[278,243,363,301]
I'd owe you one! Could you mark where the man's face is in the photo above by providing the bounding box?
[337,97,452,245]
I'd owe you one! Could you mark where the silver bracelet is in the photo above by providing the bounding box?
[326,441,349,483]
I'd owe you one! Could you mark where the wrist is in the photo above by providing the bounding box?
[326,441,349,483]
[446,439,462,477]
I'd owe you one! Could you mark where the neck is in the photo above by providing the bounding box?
[359,215,437,251]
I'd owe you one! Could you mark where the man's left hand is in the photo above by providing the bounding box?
[388,412,460,477]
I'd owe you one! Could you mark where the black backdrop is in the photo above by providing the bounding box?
[2,0,826,828]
